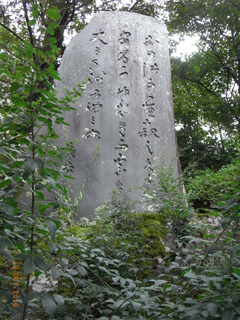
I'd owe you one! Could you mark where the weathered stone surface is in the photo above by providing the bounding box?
[56,11,181,219]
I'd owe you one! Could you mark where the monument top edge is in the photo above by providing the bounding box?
[91,10,166,27]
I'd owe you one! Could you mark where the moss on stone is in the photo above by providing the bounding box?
[85,212,168,278]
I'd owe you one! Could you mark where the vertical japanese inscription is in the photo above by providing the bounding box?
[56,12,179,219]
[83,29,108,140]
[114,30,131,192]
[141,34,161,182]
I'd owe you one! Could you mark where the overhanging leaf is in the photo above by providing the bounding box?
[34,256,47,273]
[41,293,56,319]
[28,19,36,26]
[206,303,217,317]
[2,203,14,215]
[48,242,57,253]
[51,267,60,280]
[0,238,14,250]
[46,7,61,21]
[207,244,219,254]
[24,291,40,303]
[132,301,141,312]
[0,249,14,264]
[25,159,38,173]
[53,294,64,307]
[222,309,234,320]
[233,267,240,279]
[32,4,39,18]
[46,220,57,239]
[24,258,36,276]
[10,82,20,92]
[77,265,87,276]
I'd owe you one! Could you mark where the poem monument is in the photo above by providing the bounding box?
[56,11,181,219]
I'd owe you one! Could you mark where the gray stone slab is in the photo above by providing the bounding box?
[56,11,181,219]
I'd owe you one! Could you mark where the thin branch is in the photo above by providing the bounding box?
[0,42,25,61]
[22,0,35,48]
[211,45,238,86]
[182,75,214,94]
[166,13,200,25]
[0,22,24,42]
[129,0,142,12]
[108,296,133,320]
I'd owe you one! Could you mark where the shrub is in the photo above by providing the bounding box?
[186,157,240,212]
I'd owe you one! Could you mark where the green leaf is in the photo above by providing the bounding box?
[2,203,14,215]
[28,19,36,26]
[24,259,36,276]
[46,176,56,187]
[25,159,38,173]
[0,147,6,155]
[53,219,61,229]
[51,267,60,280]
[24,42,35,58]
[34,256,47,273]
[37,116,48,123]
[207,244,219,254]
[222,309,234,320]
[14,243,25,251]
[10,82,20,92]
[49,37,57,44]
[46,68,61,81]
[0,249,14,264]
[32,4,39,18]
[48,242,57,253]
[77,265,87,276]
[0,238,14,250]
[49,22,57,29]
[35,183,45,191]
[39,204,51,213]
[53,294,64,307]
[47,28,54,36]
[233,267,240,279]
[46,220,57,239]
[35,190,44,200]
[46,7,61,21]
[0,53,8,60]
[132,301,142,312]
[24,291,40,303]
[54,200,61,208]
[23,171,30,180]
[206,303,217,317]
[41,293,56,319]
[220,217,229,227]
[34,269,42,277]
[34,158,44,169]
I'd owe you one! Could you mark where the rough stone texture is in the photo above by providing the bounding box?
[56,11,181,219]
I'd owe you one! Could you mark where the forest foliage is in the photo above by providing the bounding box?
[0,0,239,319]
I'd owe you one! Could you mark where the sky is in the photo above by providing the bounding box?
[173,36,199,58]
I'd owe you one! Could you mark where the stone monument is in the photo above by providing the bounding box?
[56,11,181,219]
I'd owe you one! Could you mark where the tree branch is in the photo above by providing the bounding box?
[166,13,200,25]
[22,0,35,48]
[128,0,142,12]
[182,75,214,94]
[0,22,24,42]
[210,45,239,86]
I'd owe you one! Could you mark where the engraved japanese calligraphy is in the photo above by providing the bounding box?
[56,11,181,219]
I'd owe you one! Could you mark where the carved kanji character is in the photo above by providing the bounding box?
[118,50,129,63]
[139,128,148,138]
[118,31,131,44]
[150,128,160,138]
[90,29,108,45]
[144,35,153,46]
